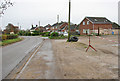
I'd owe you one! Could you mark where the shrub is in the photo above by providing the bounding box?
[7,34,18,39]
[2,35,7,41]
[50,32,59,37]
[49,36,67,39]
[41,32,50,37]
[2,34,18,41]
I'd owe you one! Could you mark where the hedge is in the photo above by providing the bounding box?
[50,32,59,37]
[1,34,18,41]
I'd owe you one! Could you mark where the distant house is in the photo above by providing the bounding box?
[44,24,52,32]
[30,25,46,33]
[48,21,78,35]
[79,17,112,35]
[51,21,65,32]
[4,23,19,34]
[30,25,37,32]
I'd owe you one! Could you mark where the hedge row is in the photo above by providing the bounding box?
[1,34,18,41]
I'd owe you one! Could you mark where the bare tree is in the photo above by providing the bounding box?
[0,0,13,16]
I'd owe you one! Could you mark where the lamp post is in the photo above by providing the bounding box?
[68,0,71,42]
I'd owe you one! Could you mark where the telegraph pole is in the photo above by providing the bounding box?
[39,21,40,35]
[17,23,19,28]
[57,15,59,31]
[68,0,71,42]
[39,21,40,27]
[57,15,59,23]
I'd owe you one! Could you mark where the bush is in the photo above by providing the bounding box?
[2,35,7,40]
[50,32,59,37]
[49,36,67,39]
[41,32,50,37]
[7,34,18,39]
[2,34,18,41]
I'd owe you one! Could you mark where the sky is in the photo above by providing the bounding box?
[1,0,119,30]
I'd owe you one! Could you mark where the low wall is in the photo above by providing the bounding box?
[93,29,119,35]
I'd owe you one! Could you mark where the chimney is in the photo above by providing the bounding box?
[36,25,38,27]
[32,24,34,28]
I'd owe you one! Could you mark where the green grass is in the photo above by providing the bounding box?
[1,38,23,46]
[49,36,67,39]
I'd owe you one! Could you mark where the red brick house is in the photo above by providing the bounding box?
[30,25,46,33]
[49,21,78,35]
[44,24,52,32]
[79,17,112,35]
[4,23,19,34]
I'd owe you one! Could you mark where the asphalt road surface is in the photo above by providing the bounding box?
[2,36,43,79]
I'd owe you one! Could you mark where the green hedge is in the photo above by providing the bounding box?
[1,38,22,46]
[1,34,18,41]
[49,36,67,39]
[41,32,50,37]
[50,32,59,37]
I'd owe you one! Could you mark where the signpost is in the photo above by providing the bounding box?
[86,35,97,52]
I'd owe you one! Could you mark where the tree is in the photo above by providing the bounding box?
[0,0,13,16]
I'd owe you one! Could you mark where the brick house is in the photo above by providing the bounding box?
[30,25,46,33]
[44,24,52,32]
[4,23,19,34]
[79,17,112,35]
[49,21,78,35]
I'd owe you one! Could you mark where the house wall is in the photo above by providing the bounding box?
[94,24,112,30]
[79,18,112,35]
[97,29,120,35]
[79,18,93,35]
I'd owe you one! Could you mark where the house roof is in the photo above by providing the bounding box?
[70,25,77,30]
[30,27,36,30]
[44,24,51,28]
[86,17,112,24]
[112,22,120,29]
[52,22,65,27]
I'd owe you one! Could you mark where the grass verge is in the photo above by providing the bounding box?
[49,36,67,39]
[0,37,23,46]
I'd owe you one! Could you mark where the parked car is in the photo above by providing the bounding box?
[64,32,68,36]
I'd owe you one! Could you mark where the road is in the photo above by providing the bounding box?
[2,36,43,79]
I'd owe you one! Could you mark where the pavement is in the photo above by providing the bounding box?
[17,39,60,79]
[2,36,43,79]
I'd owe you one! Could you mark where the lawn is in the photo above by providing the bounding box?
[0,38,23,46]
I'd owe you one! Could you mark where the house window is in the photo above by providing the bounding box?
[83,29,86,33]
[83,21,85,25]
[83,29,90,34]
[87,21,89,25]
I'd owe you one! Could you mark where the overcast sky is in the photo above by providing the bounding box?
[1,0,119,30]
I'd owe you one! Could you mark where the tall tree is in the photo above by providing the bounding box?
[0,0,13,16]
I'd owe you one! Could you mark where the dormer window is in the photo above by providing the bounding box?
[83,21,85,25]
[95,19,97,21]
[87,21,89,25]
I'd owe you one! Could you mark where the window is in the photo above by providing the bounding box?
[83,29,90,34]
[87,21,89,25]
[83,21,85,25]
[83,29,86,33]
[95,19,97,21]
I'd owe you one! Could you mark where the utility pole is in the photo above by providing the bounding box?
[68,0,71,42]
[57,15,59,31]
[20,26,21,30]
[39,21,40,35]
[39,21,40,27]
[17,23,19,28]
